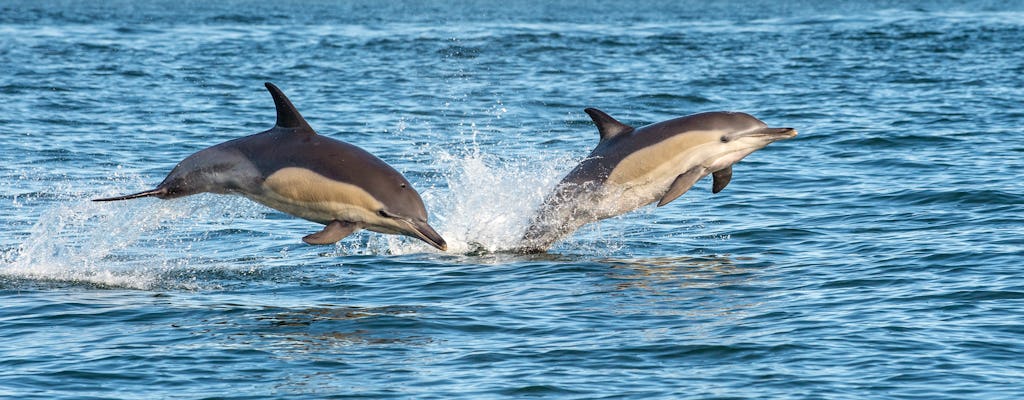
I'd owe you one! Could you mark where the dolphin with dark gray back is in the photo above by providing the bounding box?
[94,82,447,251]
[519,108,796,252]
[95,84,796,254]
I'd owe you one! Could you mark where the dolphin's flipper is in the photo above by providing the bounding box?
[584,108,634,142]
[712,166,733,194]
[302,220,358,245]
[657,167,705,207]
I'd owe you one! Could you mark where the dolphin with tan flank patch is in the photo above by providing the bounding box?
[520,108,796,252]
[95,82,447,251]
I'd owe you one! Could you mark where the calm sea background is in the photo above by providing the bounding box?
[1,1,1022,398]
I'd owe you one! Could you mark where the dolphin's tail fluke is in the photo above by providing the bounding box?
[92,188,167,202]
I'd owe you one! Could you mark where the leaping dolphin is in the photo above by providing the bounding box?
[520,108,796,252]
[95,82,447,251]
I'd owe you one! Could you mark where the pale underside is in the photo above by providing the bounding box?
[522,129,754,249]
[597,129,740,216]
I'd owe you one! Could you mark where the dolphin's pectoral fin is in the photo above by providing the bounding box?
[712,166,733,194]
[302,220,358,245]
[657,167,705,207]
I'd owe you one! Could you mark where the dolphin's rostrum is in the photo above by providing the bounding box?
[95,82,447,251]
[520,108,796,251]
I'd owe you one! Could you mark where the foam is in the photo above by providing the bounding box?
[0,177,265,290]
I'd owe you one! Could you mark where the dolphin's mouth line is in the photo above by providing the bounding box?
[92,187,168,202]
[749,128,798,141]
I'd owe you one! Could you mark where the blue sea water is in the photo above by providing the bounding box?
[1,0,1023,398]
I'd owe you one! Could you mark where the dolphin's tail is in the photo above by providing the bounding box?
[92,188,167,202]
[519,212,574,253]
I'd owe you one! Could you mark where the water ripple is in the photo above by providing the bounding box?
[1,1,1023,399]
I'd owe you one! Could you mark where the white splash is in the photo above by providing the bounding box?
[0,175,266,289]
[340,143,579,256]
[430,146,575,253]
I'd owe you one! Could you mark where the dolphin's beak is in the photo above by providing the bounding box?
[92,187,167,202]
[405,219,448,251]
[757,127,798,141]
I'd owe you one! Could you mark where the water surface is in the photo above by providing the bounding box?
[1,1,1023,398]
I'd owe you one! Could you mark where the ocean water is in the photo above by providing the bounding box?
[2,0,1023,398]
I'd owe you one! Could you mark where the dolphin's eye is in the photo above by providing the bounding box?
[720,136,730,143]
[400,183,407,188]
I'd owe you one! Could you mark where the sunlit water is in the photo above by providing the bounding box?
[1,1,1023,398]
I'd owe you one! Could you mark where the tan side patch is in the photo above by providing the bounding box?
[606,130,722,186]
[258,167,384,223]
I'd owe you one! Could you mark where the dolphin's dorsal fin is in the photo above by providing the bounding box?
[584,108,634,141]
[265,82,313,132]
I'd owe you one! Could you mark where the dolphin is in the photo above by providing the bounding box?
[94,82,447,251]
[520,108,796,251]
